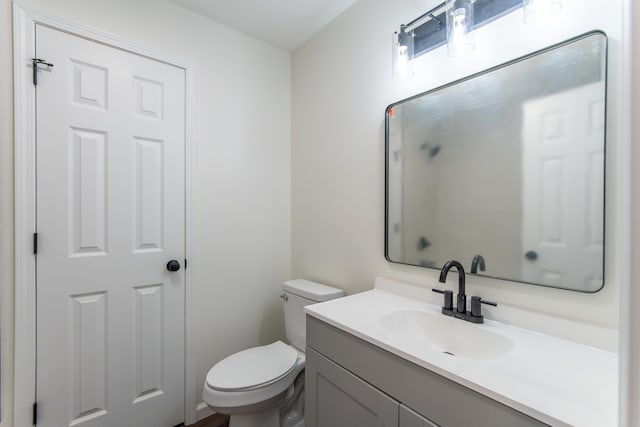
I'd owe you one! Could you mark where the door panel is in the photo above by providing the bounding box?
[69,292,108,424]
[36,24,185,427]
[70,127,108,255]
[134,137,164,252]
[132,284,164,403]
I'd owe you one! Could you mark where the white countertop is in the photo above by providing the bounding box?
[305,286,618,427]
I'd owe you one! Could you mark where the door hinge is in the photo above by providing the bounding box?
[32,401,38,425]
[33,232,38,255]
[31,58,54,86]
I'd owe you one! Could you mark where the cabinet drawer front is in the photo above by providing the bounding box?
[306,348,399,427]
[307,316,548,427]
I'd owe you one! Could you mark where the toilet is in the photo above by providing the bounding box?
[202,279,344,427]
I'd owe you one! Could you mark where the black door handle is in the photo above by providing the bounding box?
[524,250,538,261]
[167,260,181,272]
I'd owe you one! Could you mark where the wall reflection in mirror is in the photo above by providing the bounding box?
[385,32,607,292]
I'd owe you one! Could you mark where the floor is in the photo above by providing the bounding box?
[180,413,230,427]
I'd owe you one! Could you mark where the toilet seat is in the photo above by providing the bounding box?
[203,341,305,411]
[206,341,298,391]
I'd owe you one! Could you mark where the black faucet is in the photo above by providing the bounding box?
[470,255,486,274]
[433,259,497,324]
[439,260,466,314]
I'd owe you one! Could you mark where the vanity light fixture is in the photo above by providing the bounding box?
[392,0,542,78]
[446,0,475,57]
[522,0,562,24]
[391,2,446,80]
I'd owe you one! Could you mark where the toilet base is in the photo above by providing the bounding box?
[228,407,280,427]
[213,378,305,427]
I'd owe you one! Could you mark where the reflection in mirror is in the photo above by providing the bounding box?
[385,32,607,292]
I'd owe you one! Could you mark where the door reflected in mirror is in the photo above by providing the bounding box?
[385,32,607,292]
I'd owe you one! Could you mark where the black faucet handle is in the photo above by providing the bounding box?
[432,288,453,311]
[470,296,497,318]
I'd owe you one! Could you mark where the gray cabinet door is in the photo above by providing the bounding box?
[305,347,399,427]
[400,405,439,427]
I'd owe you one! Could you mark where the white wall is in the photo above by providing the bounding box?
[0,0,291,425]
[292,0,624,337]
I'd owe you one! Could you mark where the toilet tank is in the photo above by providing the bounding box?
[282,279,344,352]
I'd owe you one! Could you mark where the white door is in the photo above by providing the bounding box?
[35,25,186,427]
[521,83,605,291]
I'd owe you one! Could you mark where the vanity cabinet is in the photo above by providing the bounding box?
[305,316,548,427]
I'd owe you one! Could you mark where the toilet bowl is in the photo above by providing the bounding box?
[202,279,344,427]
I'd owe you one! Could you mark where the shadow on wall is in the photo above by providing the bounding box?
[259,297,286,344]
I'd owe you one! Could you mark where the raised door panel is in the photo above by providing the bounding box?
[69,292,108,426]
[70,128,108,256]
[134,76,164,120]
[306,348,399,427]
[71,59,108,110]
[133,137,164,252]
[132,284,164,404]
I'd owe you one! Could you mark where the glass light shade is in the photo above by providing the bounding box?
[446,0,475,57]
[392,30,414,80]
[523,0,562,24]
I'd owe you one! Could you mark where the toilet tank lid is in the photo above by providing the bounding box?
[283,279,344,302]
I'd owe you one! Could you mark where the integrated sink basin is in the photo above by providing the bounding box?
[379,309,514,360]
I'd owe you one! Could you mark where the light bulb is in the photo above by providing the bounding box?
[446,0,475,57]
[392,30,414,80]
[396,45,411,79]
[450,9,469,55]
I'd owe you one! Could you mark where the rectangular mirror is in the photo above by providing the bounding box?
[385,32,607,292]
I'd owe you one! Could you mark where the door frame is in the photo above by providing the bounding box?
[12,2,198,425]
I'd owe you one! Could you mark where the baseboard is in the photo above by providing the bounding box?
[196,402,215,421]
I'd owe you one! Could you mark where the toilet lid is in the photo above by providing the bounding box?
[206,341,298,391]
